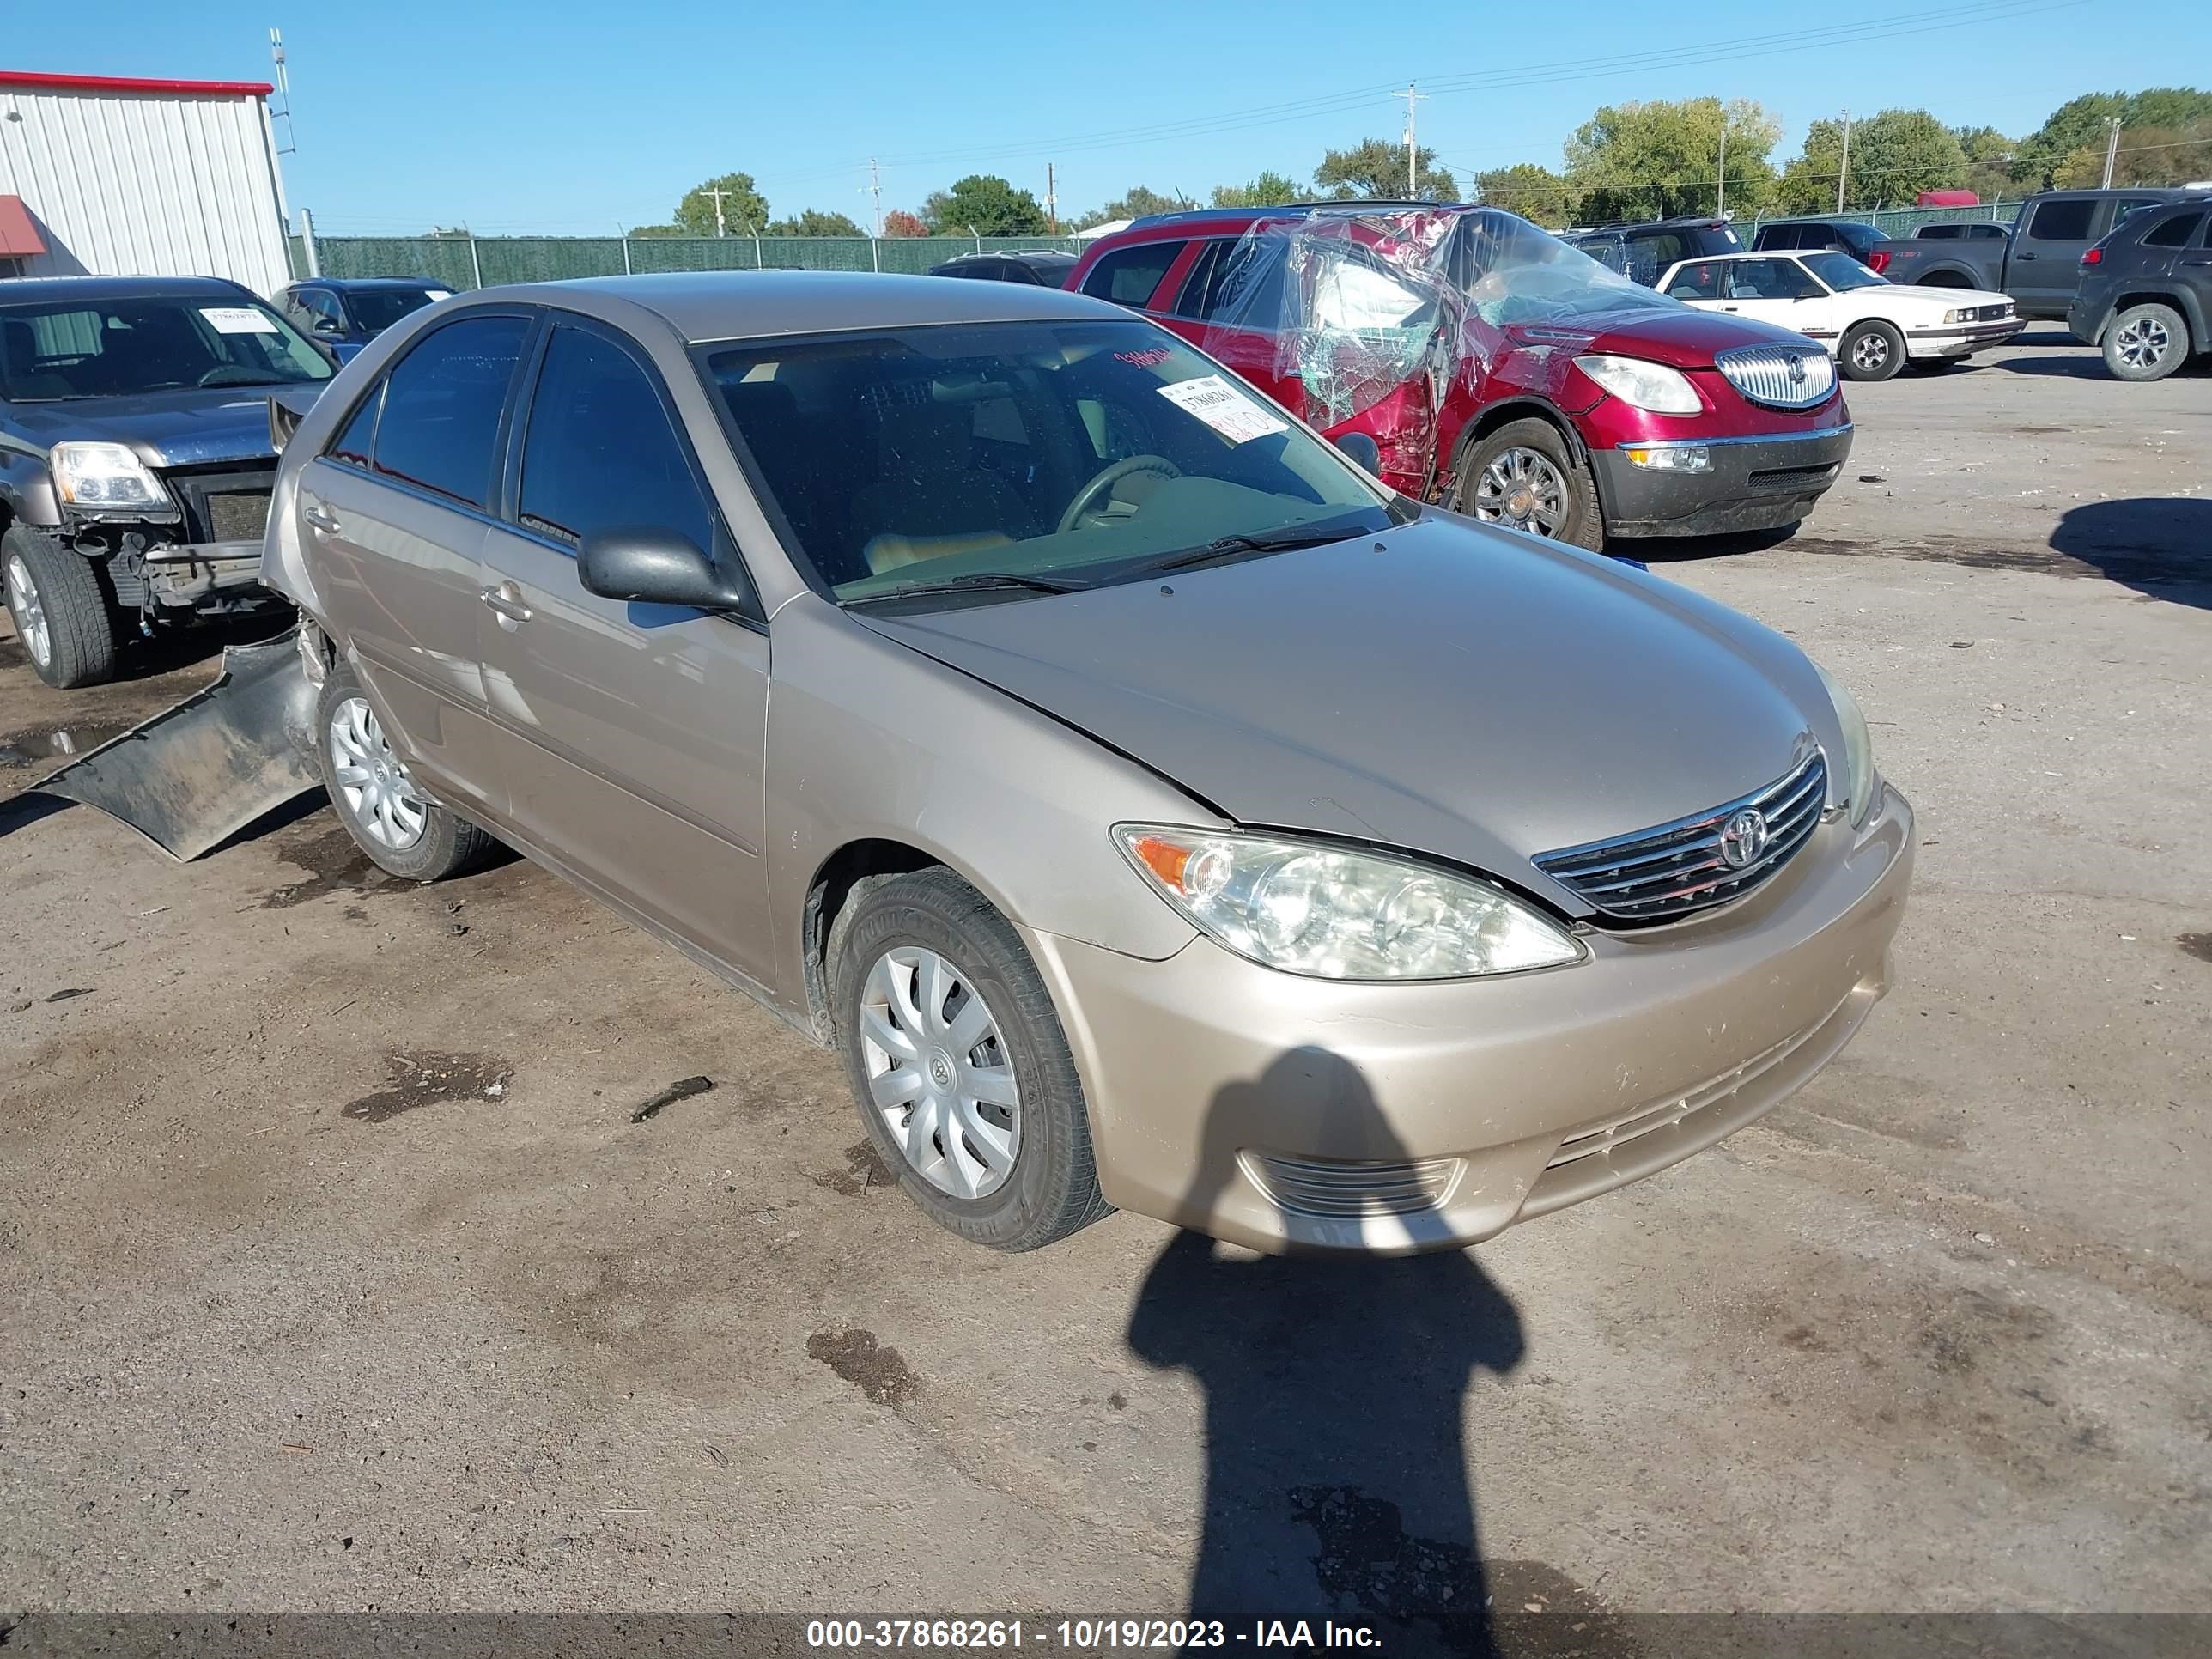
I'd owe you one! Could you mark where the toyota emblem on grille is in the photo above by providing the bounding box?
[1719,807,1771,869]
[1786,354,1807,385]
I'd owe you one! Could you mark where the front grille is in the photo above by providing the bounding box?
[1241,1151,1463,1218]
[1534,751,1828,923]
[1715,343,1836,410]
[163,467,275,545]
[1746,462,1838,489]
[1970,302,2013,322]
[1545,1018,1823,1170]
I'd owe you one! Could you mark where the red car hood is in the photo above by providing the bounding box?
[1505,304,1815,370]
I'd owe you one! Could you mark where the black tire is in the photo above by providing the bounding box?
[1840,320,1905,382]
[314,661,495,881]
[3,525,120,689]
[1451,417,1605,551]
[834,866,1109,1252]
[2102,302,2188,383]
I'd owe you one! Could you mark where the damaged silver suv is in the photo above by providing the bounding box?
[0,276,331,687]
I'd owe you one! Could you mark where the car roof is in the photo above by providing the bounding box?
[295,276,442,289]
[485,269,1124,343]
[0,274,256,305]
[1122,201,1466,234]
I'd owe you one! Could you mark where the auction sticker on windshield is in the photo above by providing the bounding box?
[200,307,281,334]
[1158,374,1287,443]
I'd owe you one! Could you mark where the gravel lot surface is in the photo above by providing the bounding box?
[2,329,2206,1639]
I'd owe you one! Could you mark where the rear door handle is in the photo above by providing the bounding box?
[303,505,341,534]
[2014,252,2038,261]
[479,582,533,624]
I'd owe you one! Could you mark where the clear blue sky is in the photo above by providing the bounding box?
[48,0,2211,234]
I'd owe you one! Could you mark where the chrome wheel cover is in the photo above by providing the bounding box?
[1470,447,1569,538]
[2115,316,2172,371]
[5,553,51,669]
[329,695,428,851]
[1850,330,1892,372]
[858,945,1021,1199]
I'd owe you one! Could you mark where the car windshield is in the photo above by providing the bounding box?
[345,287,448,333]
[702,319,1395,605]
[1450,212,1682,326]
[0,295,333,402]
[1803,251,1887,291]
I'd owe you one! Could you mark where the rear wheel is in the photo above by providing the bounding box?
[3,526,119,689]
[1840,320,1905,382]
[1452,418,1604,550]
[315,661,495,880]
[2103,302,2187,382]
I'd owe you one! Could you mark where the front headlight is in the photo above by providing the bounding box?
[1942,307,1963,325]
[1574,354,1702,415]
[1115,824,1583,981]
[50,441,169,512]
[1813,663,1878,824]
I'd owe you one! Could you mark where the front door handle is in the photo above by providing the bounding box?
[303,505,341,534]
[2014,252,2038,260]
[479,582,534,624]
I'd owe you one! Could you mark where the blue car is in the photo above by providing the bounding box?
[276,276,453,362]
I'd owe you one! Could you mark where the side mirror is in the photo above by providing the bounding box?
[311,315,343,337]
[1333,431,1382,475]
[578,526,750,612]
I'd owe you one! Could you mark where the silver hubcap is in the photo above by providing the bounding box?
[6,554,51,669]
[1851,331,1890,371]
[2116,317,2171,369]
[329,696,428,851]
[1471,447,1569,537]
[859,946,1020,1200]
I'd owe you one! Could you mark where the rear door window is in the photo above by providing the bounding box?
[369,313,531,509]
[2027,198,2095,240]
[1665,262,1725,299]
[1623,231,1686,285]
[1080,241,1188,308]
[2143,211,2202,248]
[516,325,716,553]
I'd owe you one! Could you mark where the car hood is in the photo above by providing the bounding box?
[1877,283,2013,308]
[4,384,328,469]
[855,514,1835,911]
[1507,303,1817,369]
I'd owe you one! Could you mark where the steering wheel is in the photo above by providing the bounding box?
[1056,454,1181,533]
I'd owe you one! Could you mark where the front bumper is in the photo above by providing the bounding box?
[1589,423,1853,538]
[1905,319,2025,357]
[1027,782,1913,1255]
[145,545,276,609]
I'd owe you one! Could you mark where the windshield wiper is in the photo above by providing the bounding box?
[845,569,1091,605]
[1141,522,1369,574]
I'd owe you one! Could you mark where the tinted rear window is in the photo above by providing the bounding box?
[369,314,530,509]
[2027,198,2095,240]
[1080,241,1186,307]
[2143,211,2203,248]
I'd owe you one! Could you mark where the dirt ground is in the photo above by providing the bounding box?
[2,328,2207,1638]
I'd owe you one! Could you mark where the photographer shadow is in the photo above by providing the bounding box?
[1126,1048,1527,1656]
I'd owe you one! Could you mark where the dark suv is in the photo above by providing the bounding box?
[2069,197,2212,380]
[278,277,452,362]
[0,276,331,687]
[925,249,1079,286]
[1562,216,1742,286]
[1752,219,1885,266]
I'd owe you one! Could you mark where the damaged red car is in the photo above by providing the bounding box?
[1067,204,1852,550]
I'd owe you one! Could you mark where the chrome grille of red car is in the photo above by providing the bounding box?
[1715,343,1836,410]
[1534,751,1828,922]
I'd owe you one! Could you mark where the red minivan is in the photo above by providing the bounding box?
[1067,204,1853,550]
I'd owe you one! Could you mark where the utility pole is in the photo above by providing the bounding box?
[865,158,884,238]
[1046,162,1058,234]
[1836,110,1852,214]
[702,185,732,239]
[1399,83,1426,197]
[2100,116,2122,187]
[1717,119,1729,218]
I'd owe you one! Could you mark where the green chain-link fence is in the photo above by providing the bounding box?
[1740,200,2025,239]
[289,234,1083,286]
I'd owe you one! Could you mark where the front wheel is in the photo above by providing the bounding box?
[3,526,119,689]
[1451,418,1604,550]
[834,867,1109,1251]
[1840,321,1905,382]
[315,661,496,880]
[2103,302,2188,382]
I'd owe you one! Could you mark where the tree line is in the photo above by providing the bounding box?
[629,87,2210,243]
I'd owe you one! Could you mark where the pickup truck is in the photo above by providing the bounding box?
[1871,189,2193,319]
